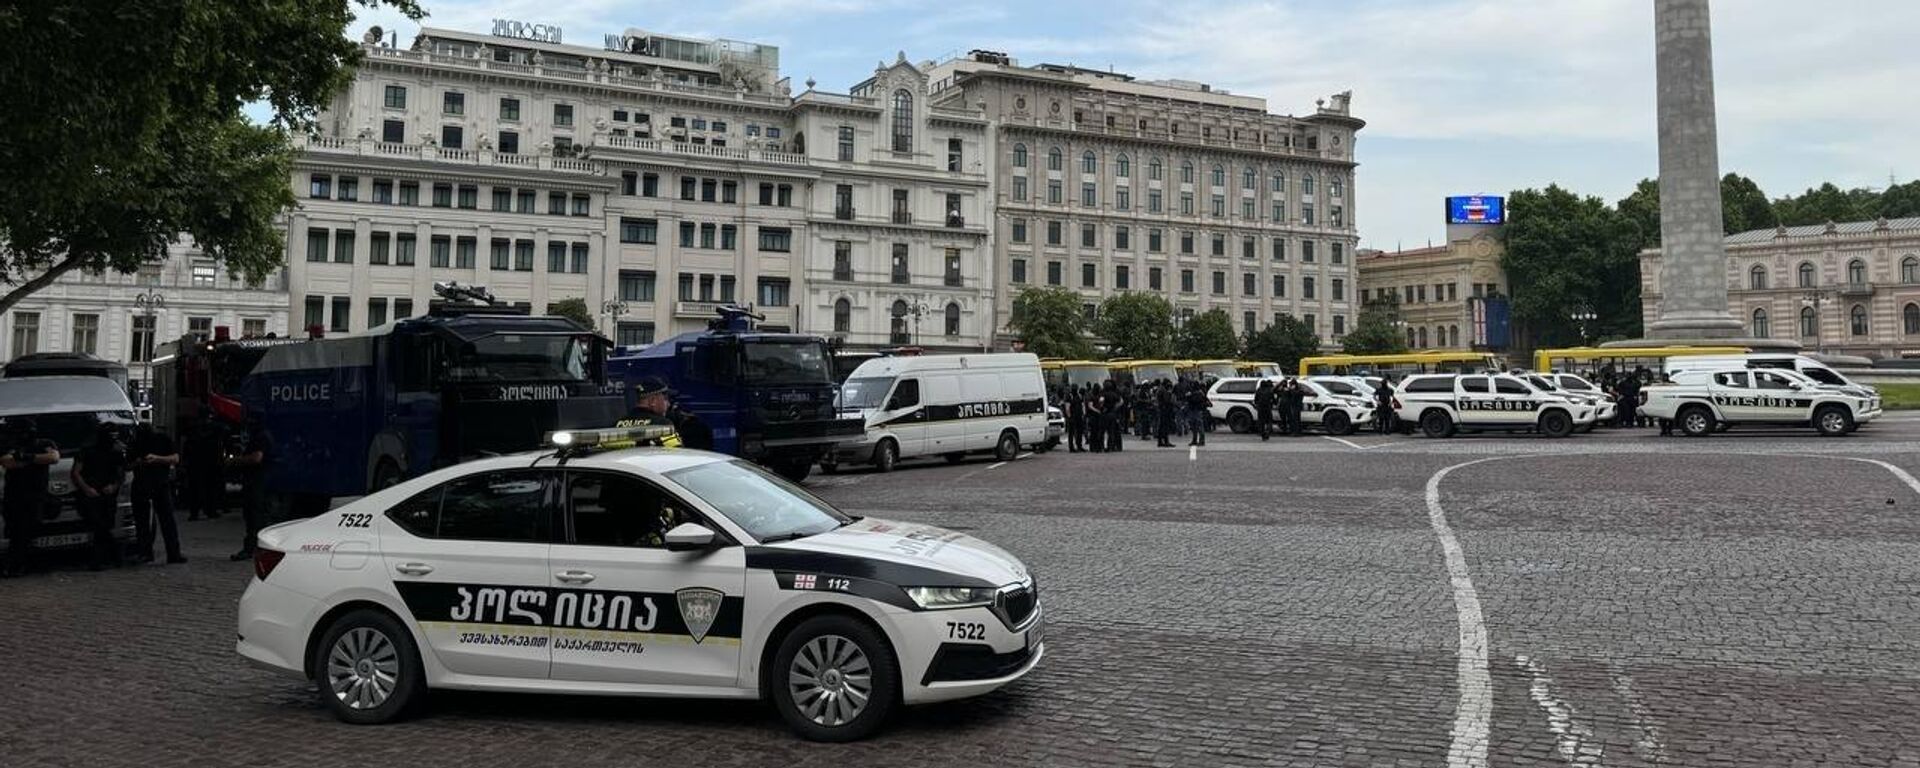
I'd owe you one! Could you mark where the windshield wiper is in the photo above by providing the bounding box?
[758,531,814,544]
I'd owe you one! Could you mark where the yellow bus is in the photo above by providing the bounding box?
[1041,360,1112,391]
[1298,351,1503,377]
[1531,346,1751,375]
[1237,361,1283,378]
[1178,359,1240,381]
[1108,359,1180,387]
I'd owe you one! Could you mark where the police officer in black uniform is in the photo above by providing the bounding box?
[229,417,271,561]
[1184,382,1210,446]
[71,424,127,570]
[130,423,186,564]
[1065,388,1087,452]
[1,419,59,577]
[183,417,225,521]
[1254,379,1277,441]
[1155,383,1177,447]
[616,377,715,450]
[1374,376,1397,434]
[1284,378,1308,437]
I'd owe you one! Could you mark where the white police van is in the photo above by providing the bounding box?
[1393,373,1596,438]
[235,426,1043,741]
[827,354,1048,472]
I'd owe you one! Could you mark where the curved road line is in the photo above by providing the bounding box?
[1425,451,1920,768]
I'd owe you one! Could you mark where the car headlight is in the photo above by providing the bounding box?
[903,586,996,610]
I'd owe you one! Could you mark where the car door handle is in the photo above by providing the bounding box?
[394,562,434,576]
[555,569,596,584]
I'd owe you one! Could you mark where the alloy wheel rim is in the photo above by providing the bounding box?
[326,627,401,710]
[788,634,873,727]
[1686,413,1708,432]
[1822,412,1845,432]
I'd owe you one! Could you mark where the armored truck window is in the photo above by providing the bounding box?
[436,470,554,543]
[1459,377,1490,394]
[1493,377,1530,395]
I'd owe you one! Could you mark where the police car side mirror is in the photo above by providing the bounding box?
[664,522,717,552]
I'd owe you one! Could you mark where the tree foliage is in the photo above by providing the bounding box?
[1173,309,1240,359]
[1007,286,1091,359]
[1343,297,1409,355]
[1617,173,1779,246]
[1501,185,1643,347]
[1244,314,1320,372]
[0,0,426,314]
[548,298,596,330]
[1096,292,1173,359]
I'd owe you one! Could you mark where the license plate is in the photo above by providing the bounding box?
[34,532,90,548]
[1025,621,1044,651]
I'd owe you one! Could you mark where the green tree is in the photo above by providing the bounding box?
[1501,185,1643,346]
[1775,182,1871,226]
[1720,173,1778,234]
[548,297,597,330]
[1876,180,1920,219]
[1096,292,1174,359]
[1243,314,1320,372]
[1007,286,1091,359]
[1617,178,1662,246]
[0,0,426,315]
[1174,309,1240,359]
[1343,297,1409,354]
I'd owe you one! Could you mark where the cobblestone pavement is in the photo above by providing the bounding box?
[4,422,1920,766]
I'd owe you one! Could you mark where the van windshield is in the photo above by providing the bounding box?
[0,410,135,453]
[841,377,895,409]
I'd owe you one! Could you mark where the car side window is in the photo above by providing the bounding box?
[436,470,553,543]
[1493,377,1530,395]
[1754,372,1794,390]
[889,379,920,409]
[1322,381,1352,395]
[1222,381,1256,394]
[1714,372,1750,388]
[1459,376,1490,394]
[387,488,440,537]
[1405,376,1453,394]
[565,471,699,549]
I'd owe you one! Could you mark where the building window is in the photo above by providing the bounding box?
[1116,154,1130,178]
[1082,263,1097,288]
[1798,262,1816,288]
[1210,234,1225,257]
[1304,276,1317,299]
[890,90,913,152]
[1906,303,1920,335]
[1149,190,1162,213]
[335,177,358,202]
[368,298,389,328]
[1081,151,1097,174]
[1048,180,1062,204]
[835,185,854,220]
[616,322,655,347]
[890,301,911,345]
[1273,274,1286,298]
[832,241,853,282]
[1904,257,1920,284]
[500,97,520,121]
[619,270,657,302]
[242,318,266,338]
[1115,265,1131,290]
[429,182,451,208]
[834,299,852,334]
[330,297,350,333]
[570,243,589,274]
[1116,188,1131,211]
[1750,265,1769,290]
[1180,269,1195,293]
[1332,278,1345,301]
[456,237,476,268]
[393,298,413,319]
[382,119,404,143]
[944,303,961,337]
[514,240,534,271]
[758,278,790,307]
[1848,259,1867,286]
[1047,147,1062,171]
[308,174,331,199]
[1180,231,1194,255]
[1211,271,1225,295]
[1180,162,1193,184]
[393,233,415,266]
[892,189,910,224]
[1752,307,1770,338]
[1047,221,1063,246]
[1801,306,1818,337]
[1013,144,1028,168]
[440,125,463,150]
[1302,241,1316,263]
[1241,236,1255,260]
[944,249,962,287]
[1850,304,1869,336]
[188,263,217,287]
[758,227,793,253]
[1012,258,1028,285]
[1180,193,1193,215]
[383,84,406,109]
[620,217,658,244]
[1116,226,1131,251]
[548,242,568,274]
[948,138,963,172]
[554,104,574,128]
[1012,176,1028,201]
[1048,261,1063,286]
[489,239,510,270]
[1081,223,1098,249]
[1332,243,1345,264]
[1242,273,1256,297]
[1149,229,1163,252]
[838,126,856,161]
[892,244,910,284]
[1149,267,1163,291]
[68,313,99,354]
[1148,158,1162,181]
[443,91,464,115]
[1082,183,1097,207]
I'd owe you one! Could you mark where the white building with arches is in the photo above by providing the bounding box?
[1640,216,1920,358]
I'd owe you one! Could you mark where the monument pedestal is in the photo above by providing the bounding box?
[1600,336,1801,351]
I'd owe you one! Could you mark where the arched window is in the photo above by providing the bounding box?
[1012,144,1027,168]
[1148,157,1162,180]
[890,90,913,152]
[1905,303,1920,335]
[1115,154,1130,178]
[1242,167,1256,190]
[1047,147,1062,171]
[1271,172,1285,193]
[1302,173,1316,196]
[944,302,961,336]
[890,300,910,344]
[1800,306,1818,337]
[1406,327,1418,348]
[1417,327,1429,348]
[1749,265,1768,290]
[1798,262,1817,288]
[1449,325,1460,347]
[1751,307,1770,338]
[1180,161,1194,184]
[1903,256,1919,284]
[1851,304,1869,336]
[1847,259,1867,286]
[1210,165,1225,186]
[833,298,851,334]
[1081,151,1097,174]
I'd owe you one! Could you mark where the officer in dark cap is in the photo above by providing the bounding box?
[616,377,713,450]
[2,418,60,576]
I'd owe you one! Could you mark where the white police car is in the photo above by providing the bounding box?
[235,426,1043,741]
[1393,373,1596,438]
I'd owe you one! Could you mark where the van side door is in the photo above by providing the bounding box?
[880,378,928,457]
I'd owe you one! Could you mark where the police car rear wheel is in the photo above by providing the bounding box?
[873,439,898,472]
[1226,409,1252,434]
[1323,410,1353,436]
[1814,406,1853,437]
[772,615,900,742]
[995,430,1020,461]
[315,609,425,725]
[1420,410,1454,438]
[1679,407,1714,437]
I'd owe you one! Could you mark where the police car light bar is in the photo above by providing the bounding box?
[545,425,677,453]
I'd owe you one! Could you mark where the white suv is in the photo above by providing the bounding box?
[1393,373,1596,438]
[1521,372,1616,429]
[1207,377,1373,435]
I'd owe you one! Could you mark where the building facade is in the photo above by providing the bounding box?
[1640,217,1920,358]
[0,238,290,379]
[292,26,992,351]
[1355,229,1508,349]
[926,52,1363,344]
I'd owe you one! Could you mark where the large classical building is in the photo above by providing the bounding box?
[1640,216,1920,358]
[292,25,993,351]
[1355,227,1509,349]
[925,52,1363,343]
[0,239,290,377]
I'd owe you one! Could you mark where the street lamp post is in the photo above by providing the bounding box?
[600,299,628,342]
[903,298,930,347]
[1801,289,1828,354]
[1570,309,1597,345]
[132,288,166,394]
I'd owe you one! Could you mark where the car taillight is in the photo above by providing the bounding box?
[254,548,286,581]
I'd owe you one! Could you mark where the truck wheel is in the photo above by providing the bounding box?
[1323,410,1353,436]
[773,459,813,483]
[1420,410,1455,439]
[770,614,900,742]
[1813,405,1854,437]
[1538,410,1573,438]
[873,439,899,473]
[1678,406,1715,437]
[369,459,403,494]
[1226,409,1252,434]
[994,430,1020,461]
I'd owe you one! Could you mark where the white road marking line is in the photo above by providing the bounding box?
[1609,666,1668,766]
[1188,445,1197,461]
[1518,654,1604,767]
[1426,456,1515,768]
[987,461,1007,470]
[1321,435,1385,450]
[1016,452,1033,460]
[1827,455,1920,497]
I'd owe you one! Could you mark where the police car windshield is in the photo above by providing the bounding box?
[1526,375,1558,391]
[450,334,589,382]
[1,410,134,453]
[666,459,850,542]
[841,377,894,409]
[1562,375,1598,391]
[1800,367,1848,386]
[743,341,832,386]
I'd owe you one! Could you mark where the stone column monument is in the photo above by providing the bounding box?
[1646,0,1744,339]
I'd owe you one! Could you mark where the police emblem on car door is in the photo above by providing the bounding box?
[677,587,724,644]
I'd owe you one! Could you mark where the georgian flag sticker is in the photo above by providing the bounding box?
[676,587,725,644]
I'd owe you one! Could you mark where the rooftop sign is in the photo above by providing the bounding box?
[492,19,562,44]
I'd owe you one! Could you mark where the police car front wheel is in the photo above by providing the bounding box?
[771,614,900,742]
[313,609,426,725]
[1814,406,1853,437]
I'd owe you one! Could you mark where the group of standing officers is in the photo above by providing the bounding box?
[1058,377,1218,452]
[0,415,268,577]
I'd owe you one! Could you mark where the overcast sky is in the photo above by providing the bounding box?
[334,0,1920,251]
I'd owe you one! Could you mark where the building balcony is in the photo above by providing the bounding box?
[298,135,602,176]
[892,210,912,225]
[1840,281,1875,296]
[834,207,856,221]
[587,134,809,167]
[366,45,793,108]
[946,214,965,228]
[674,300,727,319]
